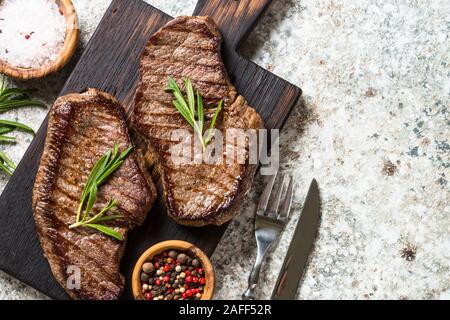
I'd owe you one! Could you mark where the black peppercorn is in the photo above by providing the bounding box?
[140,273,149,282]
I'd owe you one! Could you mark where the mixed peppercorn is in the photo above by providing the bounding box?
[140,249,206,300]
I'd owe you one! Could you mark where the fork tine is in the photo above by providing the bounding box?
[256,169,278,213]
[278,175,294,220]
[267,174,286,216]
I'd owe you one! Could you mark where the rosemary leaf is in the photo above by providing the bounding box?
[0,77,45,110]
[96,160,124,185]
[204,99,223,145]
[117,146,134,162]
[99,147,119,174]
[84,223,124,241]
[82,152,110,199]
[72,143,133,240]
[0,161,13,176]
[92,214,123,223]
[167,78,189,111]
[0,151,15,169]
[83,183,98,222]
[0,78,43,176]
[0,151,15,175]
[197,91,204,136]
[76,151,110,222]
[75,199,118,227]
[0,88,32,103]
[166,77,223,150]
[0,135,15,143]
[96,147,132,185]
[173,100,195,128]
[0,120,35,136]
[0,99,45,111]
[185,78,195,116]
[0,127,14,135]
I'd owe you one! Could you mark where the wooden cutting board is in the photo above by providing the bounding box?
[0,0,301,299]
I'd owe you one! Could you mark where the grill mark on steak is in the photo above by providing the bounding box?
[50,230,115,278]
[139,82,230,103]
[143,70,229,86]
[163,163,238,188]
[132,16,264,226]
[32,89,156,299]
[144,55,223,69]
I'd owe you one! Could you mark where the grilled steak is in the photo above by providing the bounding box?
[32,89,156,300]
[132,16,264,226]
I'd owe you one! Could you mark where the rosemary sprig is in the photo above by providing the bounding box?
[0,135,16,143]
[0,120,35,136]
[0,120,36,171]
[0,151,16,176]
[0,119,35,143]
[0,76,46,112]
[70,199,123,240]
[69,143,133,241]
[0,76,43,176]
[165,77,223,150]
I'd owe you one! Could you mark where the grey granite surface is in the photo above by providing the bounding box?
[0,0,448,300]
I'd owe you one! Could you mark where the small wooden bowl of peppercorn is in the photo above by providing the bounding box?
[0,0,78,80]
[132,240,215,300]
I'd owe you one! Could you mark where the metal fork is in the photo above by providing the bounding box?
[242,170,294,300]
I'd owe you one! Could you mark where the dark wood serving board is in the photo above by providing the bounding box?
[0,0,301,299]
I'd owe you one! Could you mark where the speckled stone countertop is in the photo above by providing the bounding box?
[0,0,448,300]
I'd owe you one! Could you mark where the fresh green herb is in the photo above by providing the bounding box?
[0,76,43,175]
[0,135,16,143]
[204,99,222,145]
[0,119,35,143]
[0,120,35,136]
[69,199,124,241]
[0,151,16,176]
[0,76,45,112]
[69,143,133,241]
[165,77,223,150]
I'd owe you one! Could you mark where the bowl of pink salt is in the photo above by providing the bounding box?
[0,0,78,80]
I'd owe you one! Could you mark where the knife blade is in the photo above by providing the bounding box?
[271,178,321,300]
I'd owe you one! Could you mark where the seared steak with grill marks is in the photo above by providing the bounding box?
[32,89,156,300]
[132,16,264,226]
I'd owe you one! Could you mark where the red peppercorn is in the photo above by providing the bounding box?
[185,270,191,276]
[154,262,159,268]
[155,279,161,286]
[186,289,193,297]
[192,276,198,283]
[163,275,170,283]
[182,293,187,299]
[145,292,152,300]
[163,264,170,272]
[199,277,206,285]
[184,284,189,289]
[185,275,192,283]
[25,34,30,40]
[198,268,204,275]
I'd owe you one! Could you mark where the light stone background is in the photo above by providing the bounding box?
[0,0,448,300]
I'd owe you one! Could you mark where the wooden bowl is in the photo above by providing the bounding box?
[132,240,215,300]
[0,0,78,80]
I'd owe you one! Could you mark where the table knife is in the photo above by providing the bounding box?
[271,178,321,300]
